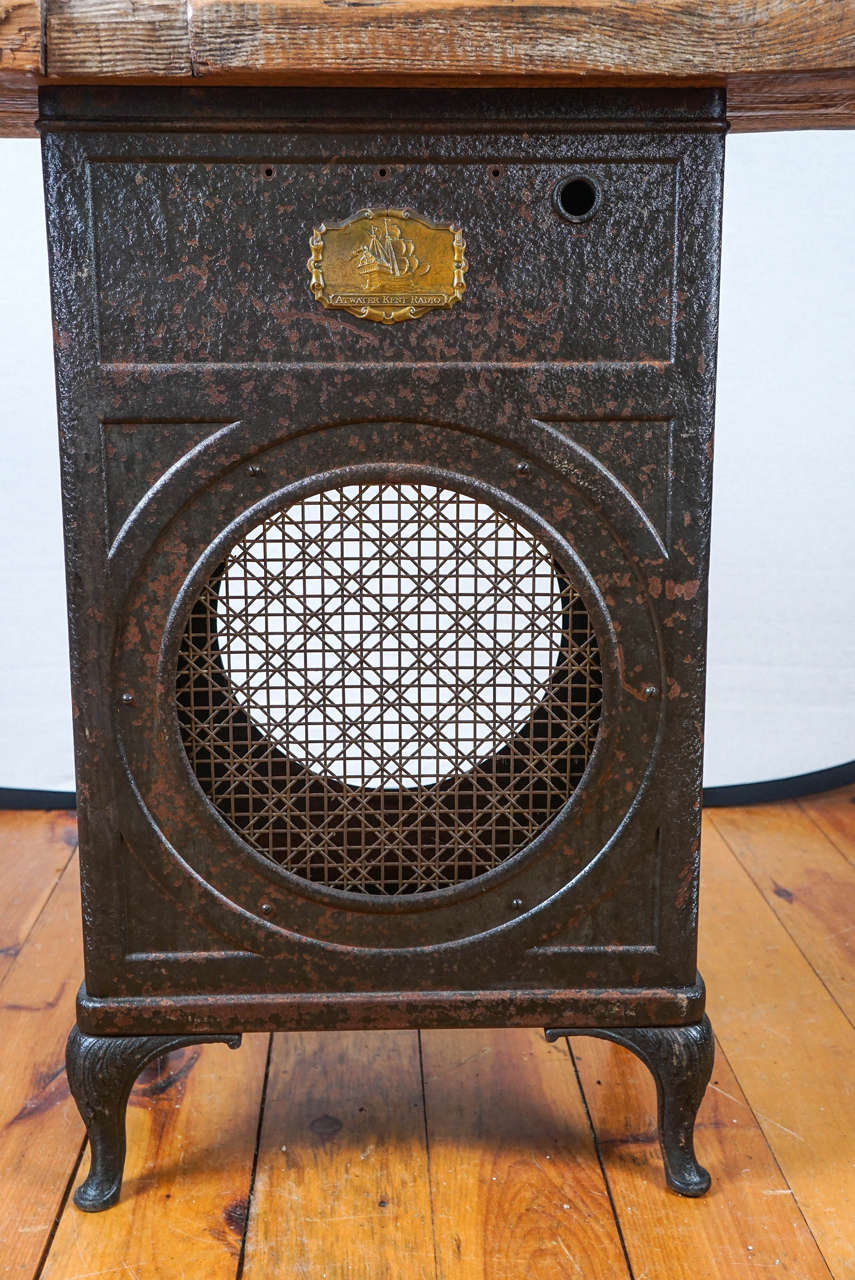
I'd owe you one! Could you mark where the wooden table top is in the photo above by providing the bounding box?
[1,0,854,135]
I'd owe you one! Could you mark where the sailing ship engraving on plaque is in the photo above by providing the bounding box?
[308,208,467,323]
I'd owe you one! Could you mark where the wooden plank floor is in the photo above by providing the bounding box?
[2,790,854,1279]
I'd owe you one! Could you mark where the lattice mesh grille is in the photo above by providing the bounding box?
[176,482,603,894]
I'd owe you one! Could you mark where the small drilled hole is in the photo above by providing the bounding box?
[556,176,600,220]
[264,167,274,179]
[377,167,388,179]
[490,167,502,178]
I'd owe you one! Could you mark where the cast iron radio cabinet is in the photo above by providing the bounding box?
[41,86,724,1211]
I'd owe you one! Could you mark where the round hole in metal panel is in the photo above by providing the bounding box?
[176,481,603,895]
[555,175,600,221]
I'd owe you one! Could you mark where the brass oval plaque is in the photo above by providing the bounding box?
[308,208,467,324]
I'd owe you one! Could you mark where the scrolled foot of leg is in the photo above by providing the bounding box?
[546,1015,714,1197]
[65,1025,241,1212]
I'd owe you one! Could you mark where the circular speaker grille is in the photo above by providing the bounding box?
[176,482,603,895]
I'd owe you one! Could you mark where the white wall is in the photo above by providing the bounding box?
[0,131,853,793]
[707,132,855,784]
[0,141,72,791]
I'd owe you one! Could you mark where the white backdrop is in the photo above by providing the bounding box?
[1,131,853,793]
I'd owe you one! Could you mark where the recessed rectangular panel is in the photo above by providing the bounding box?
[89,158,678,366]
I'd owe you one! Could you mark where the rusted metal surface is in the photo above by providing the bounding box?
[545,1016,715,1197]
[74,979,708,1035]
[65,1027,242,1212]
[40,86,725,1036]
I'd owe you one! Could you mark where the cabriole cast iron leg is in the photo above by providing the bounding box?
[65,1025,242,1212]
[545,1015,714,1196]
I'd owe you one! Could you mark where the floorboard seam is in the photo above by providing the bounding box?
[795,796,855,872]
[417,1030,441,1280]
[235,1031,273,1280]
[31,1135,87,1280]
[0,839,78,1000]
[708,1038,835,1279]
[566,1040,635,1280]
[708,811,855,1034]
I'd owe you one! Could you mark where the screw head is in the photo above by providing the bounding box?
[516,462,530,475]
[260,902,273,916]
[643,684,658,700]
[120,692,135,706]
[248,464,264,477]
[511,896,525,912]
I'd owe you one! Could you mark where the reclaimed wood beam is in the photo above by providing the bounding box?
[40,0,855,82]
[0,0,41,74]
